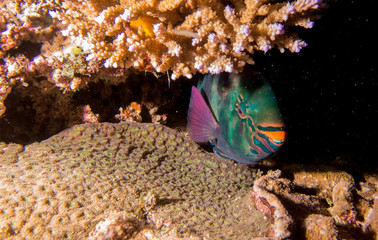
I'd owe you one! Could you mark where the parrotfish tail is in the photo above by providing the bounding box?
[187,86,219,142]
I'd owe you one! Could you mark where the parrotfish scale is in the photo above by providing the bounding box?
[247,118,256,132]
[253,136,273,154]
[187,86,219,142]
[213,147,231,159]
[248,148,258,156]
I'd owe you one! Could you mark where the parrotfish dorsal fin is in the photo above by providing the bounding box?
[187,86,219,142]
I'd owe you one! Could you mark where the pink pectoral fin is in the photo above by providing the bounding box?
[187,86,218,142]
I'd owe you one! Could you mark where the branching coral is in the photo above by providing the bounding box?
[0,0,324,117]
[52,0,325,80]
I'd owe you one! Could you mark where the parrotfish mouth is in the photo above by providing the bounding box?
[187,70,286,164]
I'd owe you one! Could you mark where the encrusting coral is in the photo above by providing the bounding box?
[251,163,378,239]
[252,170,294,239]
[0,0,324,117]
[0,122,273,239]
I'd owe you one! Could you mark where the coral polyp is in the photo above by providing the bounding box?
[0,122,270,239]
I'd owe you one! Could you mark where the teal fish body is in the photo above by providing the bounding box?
[187,69,286,164]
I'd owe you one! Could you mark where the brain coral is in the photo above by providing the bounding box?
[0,122,270,239]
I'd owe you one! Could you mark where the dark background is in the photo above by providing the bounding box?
[252,0,376,166]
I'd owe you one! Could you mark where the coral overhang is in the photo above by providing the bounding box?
[0,0,324,116]
[53,0,325,79]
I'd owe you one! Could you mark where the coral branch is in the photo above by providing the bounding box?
[51,0,325,79]
[0,0,324,116]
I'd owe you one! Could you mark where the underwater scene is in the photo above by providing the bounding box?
[0,0,376,239]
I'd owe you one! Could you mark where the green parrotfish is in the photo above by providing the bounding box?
[187,69,286,164]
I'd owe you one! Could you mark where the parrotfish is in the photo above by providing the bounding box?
[187,69,286,164]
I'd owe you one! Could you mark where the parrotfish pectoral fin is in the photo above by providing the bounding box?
[187,86,219,142]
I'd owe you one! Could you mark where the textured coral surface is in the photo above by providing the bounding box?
[52,0,324,79]
[252,163,378,239]
[0,0,324,117]
[0,122,271,239]
[0,122,377,240]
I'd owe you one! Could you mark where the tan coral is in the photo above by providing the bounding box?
[251,163,378,239]
[0,122,272,239]
[358,173,378,235]
[328,180,358,226]
[286,164,364,226]
[0,85,11,116]
[365,195,378,236]
[0,0,324,117]
[288,164,355,200]
[51,0,324,79]
[304,214,339,240]
[0,0,62,116]
[88,211,143,240]
[252,170,294,239]
[82,105,99,123]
